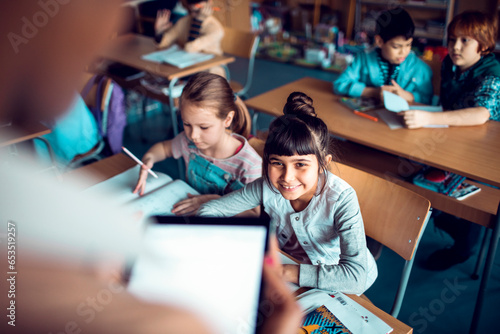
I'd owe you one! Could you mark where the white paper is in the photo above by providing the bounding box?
[83,166,198,218]
[83,165,173,205]
[126,179,198,216]
[128,224,267,334]
[380,92,448,129]
[383,91,410,112]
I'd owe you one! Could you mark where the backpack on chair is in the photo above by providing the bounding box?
[69,74,127,168]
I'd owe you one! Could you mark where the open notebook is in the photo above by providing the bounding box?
[83,165,198,217]
[142,44,215,69]
[280,253,393,334]
[297,289,393,334]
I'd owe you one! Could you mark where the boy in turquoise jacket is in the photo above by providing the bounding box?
[334,8,433,104]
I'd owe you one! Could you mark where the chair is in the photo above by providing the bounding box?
[331,162,431,318]
[66,75,114,170]
[228,94,265,156]
[221,27,260,98]
[423,54,442,105]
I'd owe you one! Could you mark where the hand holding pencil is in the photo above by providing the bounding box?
[122,146,158,196]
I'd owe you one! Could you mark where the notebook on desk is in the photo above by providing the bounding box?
[83,165,198,218]
[379,91,447,129]
[340,97,383,112]
[142,44,215,69]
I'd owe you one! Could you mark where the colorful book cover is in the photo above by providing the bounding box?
[449,181,481,200]
[412,167,465,195]
[297,289,393,334]
[340,97,383,112]
[300,305,353,334]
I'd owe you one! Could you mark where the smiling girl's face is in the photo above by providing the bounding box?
[268,154,320,212]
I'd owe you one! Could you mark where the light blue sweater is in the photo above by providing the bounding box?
[198,172,378,295]
[333,48,433,104]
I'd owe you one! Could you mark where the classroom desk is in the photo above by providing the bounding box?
[94,34,236,137]
[245,77,500,333]
[68,153,412,334]
[0,122,59,175]
[0,122,51,147]
[64,152,135,188]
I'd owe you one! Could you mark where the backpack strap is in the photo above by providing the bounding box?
[81,74,102,100]
[80,74,107,138]
[100,79,114,137]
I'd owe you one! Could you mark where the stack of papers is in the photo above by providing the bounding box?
[141,45,215,69]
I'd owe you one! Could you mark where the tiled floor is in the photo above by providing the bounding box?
[122,57,499,333]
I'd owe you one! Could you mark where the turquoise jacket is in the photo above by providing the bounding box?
[333,48,433,104]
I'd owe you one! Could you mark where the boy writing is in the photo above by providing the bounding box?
[334,7,433,105]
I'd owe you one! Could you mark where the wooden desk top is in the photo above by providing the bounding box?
[97,34,235,81]
[64,153,135,188]
[245,77,500,188]
[0,122,51,147]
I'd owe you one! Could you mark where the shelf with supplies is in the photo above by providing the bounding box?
[256,33,362,73]
[354,0,456,46]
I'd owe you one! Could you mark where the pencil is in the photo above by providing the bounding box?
[194,3,220,11]
[353,110,378,122]
[122,146,159,179]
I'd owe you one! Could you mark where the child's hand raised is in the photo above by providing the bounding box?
[133,159,154,196]
[155,9,172,35]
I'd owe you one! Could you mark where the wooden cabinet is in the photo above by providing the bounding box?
[354,0,456,45]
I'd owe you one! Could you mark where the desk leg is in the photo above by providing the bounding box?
[251,108,259,137]
[168,78,179,138]
[471,227,490,280]
[469,204,500,334]
[167,78,184,180]
[222,64,230,82]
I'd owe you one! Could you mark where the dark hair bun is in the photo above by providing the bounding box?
[283,92,316,117]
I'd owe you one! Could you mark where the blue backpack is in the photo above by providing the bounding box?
[81,75,127,156]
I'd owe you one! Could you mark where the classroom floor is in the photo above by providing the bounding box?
[122,57,500,334]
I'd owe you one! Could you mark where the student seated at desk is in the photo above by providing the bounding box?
[0,1,302,333]
[155,0,225,77]
[134,72,262,216]
[333,7,433,105]
[406,11,500,270]
[400,11,500,129]
[199,92,378,295]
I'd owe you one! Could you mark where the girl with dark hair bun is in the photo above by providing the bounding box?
[134,72,262,216]
[199,92,377,295]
